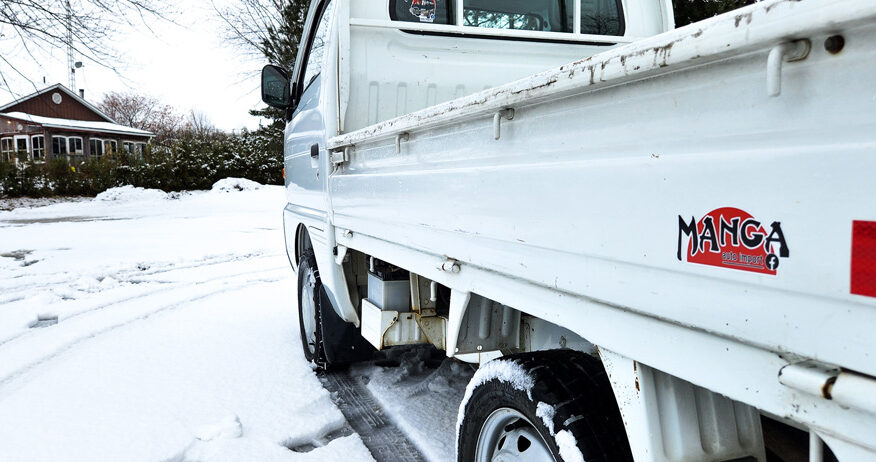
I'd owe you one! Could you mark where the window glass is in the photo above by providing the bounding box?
[14,138,27,155]
[392,0,452,24]
[302,1,333,90]
[52,136,68,157]
[581,0,623,35]
[463,0,573,32]
[388,0,623,36]
[104,140,117,155]
[89,139,104,157]
[124,142,135,153]
[69,137,83,155]
[31,136,45,160]
[0,138,12,161]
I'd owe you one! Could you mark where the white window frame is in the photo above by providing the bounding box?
[123,140,146,158]
[68,136,84,156]
[373,0,636,43]
[12,135,30,161]
[0,137,13,161]
[89,138,104,157]
[31,135,45,161]
[104,139,118,156]
[52,135,69,158]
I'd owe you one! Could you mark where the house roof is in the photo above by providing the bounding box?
[1,112,154,138]
[0,84,118,124]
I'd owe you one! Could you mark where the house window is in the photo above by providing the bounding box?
[0,138,12,161]
[68,137,84,155]
[31,135,45,161]
[123,141,145,158]
[52,136,69,158]
[89,138,104,157]
[104,140,118,155]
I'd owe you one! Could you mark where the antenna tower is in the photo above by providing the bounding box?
[66,0,75,90]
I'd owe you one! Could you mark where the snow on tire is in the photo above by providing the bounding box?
[456,350,633,462]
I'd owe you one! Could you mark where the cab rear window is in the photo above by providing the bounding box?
[389,0,624,36]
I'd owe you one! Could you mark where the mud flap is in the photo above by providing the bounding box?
[319,286,375,365]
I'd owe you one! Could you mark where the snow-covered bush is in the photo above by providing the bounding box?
[95,185,167,202]
[212,178,263,192]
[0,128,282,198]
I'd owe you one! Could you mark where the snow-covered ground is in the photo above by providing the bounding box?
[0,182,467,462]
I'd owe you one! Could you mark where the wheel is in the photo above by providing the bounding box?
[297,249,327,365]
[297,249,374,369]
[457,350,633,462]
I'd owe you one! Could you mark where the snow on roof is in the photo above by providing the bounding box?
[0,112,154,138]
[0,84,118,124]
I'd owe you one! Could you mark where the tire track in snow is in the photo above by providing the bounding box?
[319,370,427,462]
[0,262,286,349]
[0,251,277,299]
[0,270,287,392]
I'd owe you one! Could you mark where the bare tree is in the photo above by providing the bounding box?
[0,0,168,93]
[212,0,309,71]
[185,109,217,139]
[98,91,184,145]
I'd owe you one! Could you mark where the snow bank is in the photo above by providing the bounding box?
[212,178,263,193]
[95,185,167,202]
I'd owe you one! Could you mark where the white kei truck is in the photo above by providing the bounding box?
[259,0,876,460]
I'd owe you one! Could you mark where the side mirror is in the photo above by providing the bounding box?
[261,65,292,109]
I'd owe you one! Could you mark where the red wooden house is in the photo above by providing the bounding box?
[0,84,153,163]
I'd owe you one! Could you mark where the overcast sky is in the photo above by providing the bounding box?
[0,0,265,131]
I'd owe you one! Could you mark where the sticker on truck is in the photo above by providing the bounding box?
[408,0,437,23]
[677,207,789,275]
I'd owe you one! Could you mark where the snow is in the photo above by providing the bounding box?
[456,355,534,446]
[538,402,586,462]
[95,185,168,201]
[212,178,263,193]
[353,346,475,462]
[536,401,556,434]
[0,196,91,212]
[1,111,154,136]
[0,184,374,461]
[556,431,585,462]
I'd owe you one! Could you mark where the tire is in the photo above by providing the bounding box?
[297,249,374,369]
[298,249,327,365]
[457,350,633,462]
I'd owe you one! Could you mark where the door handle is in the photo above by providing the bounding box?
[310,144,319,168]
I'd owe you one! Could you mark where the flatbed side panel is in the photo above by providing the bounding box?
[330,20,876,380]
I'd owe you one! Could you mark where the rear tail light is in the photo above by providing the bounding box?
[851,220,876,297]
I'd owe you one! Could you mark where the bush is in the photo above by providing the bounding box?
[0,128,283,198]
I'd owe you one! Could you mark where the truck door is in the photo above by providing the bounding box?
[285,0,334,212]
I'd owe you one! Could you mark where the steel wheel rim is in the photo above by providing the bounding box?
[475,407,555,462]
[300,271,317,356]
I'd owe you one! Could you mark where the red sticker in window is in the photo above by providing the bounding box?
[851,221,876,297]
[677,207,789,275]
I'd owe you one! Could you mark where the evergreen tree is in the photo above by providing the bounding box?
[673,0,757,27]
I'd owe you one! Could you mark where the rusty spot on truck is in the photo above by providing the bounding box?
[734,12,753,27]
[633,361,640,392]
[822,375,837,400]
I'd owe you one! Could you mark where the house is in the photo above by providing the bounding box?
[0,84,154,163]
